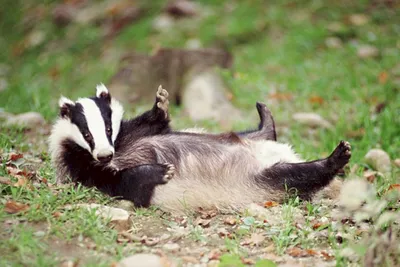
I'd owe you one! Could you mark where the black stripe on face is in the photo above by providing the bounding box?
[70,103,95,151]
[91,97,113,145]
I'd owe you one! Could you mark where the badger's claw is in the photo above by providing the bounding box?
[156,85,169,119]
[162,163,175,183]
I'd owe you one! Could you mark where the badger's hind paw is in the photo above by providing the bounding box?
[162,164,175,183]
[156,85,169,118]
[329,140,351,170]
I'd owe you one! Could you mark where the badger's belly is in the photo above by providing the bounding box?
[151,140,303,212]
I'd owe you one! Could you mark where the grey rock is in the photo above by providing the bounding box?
[6,112,45,129]
[118,254,164,267]
[365,148,391,173]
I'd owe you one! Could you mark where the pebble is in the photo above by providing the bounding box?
[6,112,45,129]
[364,148,391,173]
[292,112,333,129]
[357,45,379,59]
[118,254,165,267]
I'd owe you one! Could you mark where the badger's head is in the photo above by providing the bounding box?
[49,84,124,165]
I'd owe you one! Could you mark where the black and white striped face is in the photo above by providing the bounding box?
[53,84,124,164]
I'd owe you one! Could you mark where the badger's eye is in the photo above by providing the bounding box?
[106,127,112,136]
[84,132,92,142]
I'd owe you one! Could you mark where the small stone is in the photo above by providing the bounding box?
[292,112,333,129]
[207,260,220,267]
[357,45,379,59]
[153,14,175,32]
[6,112,45,129]
[348,14,369,26]
[73,204,132,231]
[325,37,343,49]
[26,30,46,48]
[166,0,198,18]
[365,148,391,173]
[162,242,180,252]
[116,200,135,211]
[394,159,400,168]
[118,254,164,267]
[181,256,198,264]
[34,230,46,237]
[0,78,7,92]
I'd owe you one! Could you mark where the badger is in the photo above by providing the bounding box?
[49,84,351,213]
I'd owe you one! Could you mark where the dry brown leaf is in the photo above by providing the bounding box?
[378,71,388,84]
[217,228,229,237]
[320,251,334,261]
[208,249,222,260]
[312,222,323,230]
[346,128,365,139]
[48,67,60,80]
[197,207,218,219]
[13,177,28,187]
[0,176,11,185]
[241,258,255,265]
[195,217,211,227]
[309,95,324,105]
[388,184,400,193]
[4,201,29,214]
[224,217,237,225]
[264,201,278,208]
[52,211,63,218]
[181,256,198,264]
[9,153,23,161]
[119,231,142,242]
[287,247,318,258]
[249,233,265,246]
[268,92,293,101]
[363,170,377,183]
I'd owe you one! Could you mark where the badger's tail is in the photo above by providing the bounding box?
[256,140,351,200]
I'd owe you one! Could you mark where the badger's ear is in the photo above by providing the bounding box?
[96,83,111,103]
[59,96,74,118]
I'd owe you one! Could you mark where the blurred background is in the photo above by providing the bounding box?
[0,0,399,160]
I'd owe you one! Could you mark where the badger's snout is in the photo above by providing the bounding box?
[96,149,114,163]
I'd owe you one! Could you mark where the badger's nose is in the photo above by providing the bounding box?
[97,150,113,163]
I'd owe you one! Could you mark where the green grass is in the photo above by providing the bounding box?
[0,0,399,266]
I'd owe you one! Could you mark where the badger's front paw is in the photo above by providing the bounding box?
[156,85,169,119]
[162,163,175,183]
[329,140,351,171]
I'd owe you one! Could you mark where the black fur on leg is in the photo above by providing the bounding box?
[236,102,277,141]
[102,164,175,208]
[256,141,351,200]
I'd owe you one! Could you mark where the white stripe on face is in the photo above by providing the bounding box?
[110,98,124,142]
[77,98,115,160]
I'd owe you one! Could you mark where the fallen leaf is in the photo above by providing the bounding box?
[119,231,142,242]
[52,211,63,218]
[247,233,265,246]
[346,128,365,139]
[287,247,318,258]
[320,251,334,261]
[144,237,160,246]
[268,92,293,101]
[13,177,28,187]
[48,67,60,80]
[241,258,255,265]
[181,256,198,264]
[308,95,324,105]
[388,184,400,193]
[4,201,29,214]
[217,228,229,237]
[197,207,218,219]
[9,153,23,161]
[0,176,11,185]
[264,201,278,208]
[208,249,222,260]
[312,222,329,230]
[378,71,388,84]
[194,217,211,227]
[375,102,386,114]
[363,170,377,183]
[224,217,237,225]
